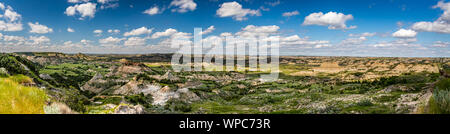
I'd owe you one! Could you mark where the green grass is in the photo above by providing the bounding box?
[279,64,311,74]
[430,89,450,114]
[9,74,33,84]
[0,75,47,114]
[40,63,85,76]
[45,63,83,69]
[267,109,308,114]
[85,104,118,114]
[340,104,394,114]
[424,78,450,114]
[93,96,123,105]
[190,101,259,114]
[374,93,401,103]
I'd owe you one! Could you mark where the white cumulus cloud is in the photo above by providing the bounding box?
[107,29,120,34]
[97,0,119,9]
[65,2,97,20]
[0,21,23,31]
[340,36,367,45]
[68,0,90,3]
[3,35,26,42]
[281,35,330,46]
[152,28,178,39]
[93,29,103,33]
[93,29,103,36]
[170,0,197,13]
[434,1,450,23]
[236,25,279,37]
[216,1,260,21]
[0,3,5,10]
[97,0,116,4]
[303,11,356,30]
[28,22,53,34]
[67,27,75,32]
[0,4,23,32]
[28,36,50,45]
[220,32,232,37]
[143,6,161,15]
[392,29,417,38]
[432,41,450,47]
[412,1,450,34]
[124,27,152,36]
[124,37,147,46]
[4,8,21,22]
[282,10,299,17]
[99,36,124,45]
[349,32,376,37]
[412,21,450,34]
[200,26,215,35]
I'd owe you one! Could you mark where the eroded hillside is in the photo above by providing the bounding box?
[1,52,448,114]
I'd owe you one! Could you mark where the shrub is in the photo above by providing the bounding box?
[443,64,450,74]
[436,78,450,91]
[94,97,122,105]
[352,72,364,77]
[431,88,450,114]
[164,99,192,112]
[375,94,400,102]
[125,93,153,108]
[356,99,374,107]
[64,94,89,113]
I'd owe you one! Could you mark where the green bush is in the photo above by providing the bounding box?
[64,94,89,113]
[436,78,450,91]
[125,93,153,108]
[356,99,374,107]
[352,72,364,77]
[372,73,431,87]
[190,80,219,93]
[94,97,122,105]
[443,64,450,74]
[375,94,400,102]
[164,99,192,112]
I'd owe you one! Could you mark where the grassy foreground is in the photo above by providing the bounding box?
[0,75,47,114]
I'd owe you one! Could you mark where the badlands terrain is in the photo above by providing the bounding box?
[0,52,449,114]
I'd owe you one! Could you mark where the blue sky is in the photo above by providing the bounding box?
[0,0,449,57]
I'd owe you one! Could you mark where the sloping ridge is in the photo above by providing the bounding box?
[0,54,44,85]
[0,53,88,113]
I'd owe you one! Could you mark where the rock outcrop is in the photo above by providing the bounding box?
[81,73,109,93]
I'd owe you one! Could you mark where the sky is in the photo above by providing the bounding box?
[0,0,449,57]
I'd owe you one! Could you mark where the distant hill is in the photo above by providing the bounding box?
[14,52,67,57]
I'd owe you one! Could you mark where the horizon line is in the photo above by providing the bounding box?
[4,52,449,58]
